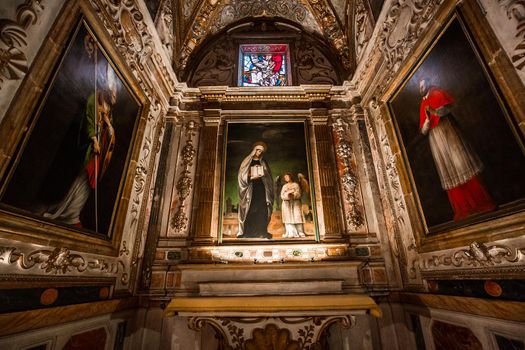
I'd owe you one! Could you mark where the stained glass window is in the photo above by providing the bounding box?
[239,44,290,87]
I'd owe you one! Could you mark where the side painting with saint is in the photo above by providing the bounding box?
[0,20,140,236]
[389,18,525,231]
[221,122,317,241]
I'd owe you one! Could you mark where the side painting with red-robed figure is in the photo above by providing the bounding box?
[389,18,525,232]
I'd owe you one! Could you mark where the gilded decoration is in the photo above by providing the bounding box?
[207,0,319,36]
[304,0,352,69]
[179,0,221,69]
[0,0,43,88]
[182,0,352,71]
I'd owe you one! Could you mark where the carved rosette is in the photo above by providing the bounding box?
[0,0,44,88]
[187,316,355,349]
[331,116,364,231]
[170,121,199,234]
[0,244,129,284]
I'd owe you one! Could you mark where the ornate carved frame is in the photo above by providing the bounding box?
[380,3,525,253]
[0,1,150,256]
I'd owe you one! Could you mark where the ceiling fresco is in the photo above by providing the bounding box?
[177,0,356,71]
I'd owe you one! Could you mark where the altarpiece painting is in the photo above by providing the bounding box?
[388,17,525,232]
[0,20,141,237]
[220,122,318,242]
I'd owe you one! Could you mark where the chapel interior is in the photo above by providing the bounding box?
[0,0,524,349]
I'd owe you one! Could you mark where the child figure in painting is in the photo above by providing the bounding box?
[280,172,306,238]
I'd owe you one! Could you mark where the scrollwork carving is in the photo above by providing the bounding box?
[379,0,444,72]
[0,0,44,88]
[156,0,174,60]
[421,241,525,269]
[179,0,220,69]
[499,0,525,70]
[305,0,352,70]
[185,316,355,350]
[354,0,373,60]
[0,244,130,283]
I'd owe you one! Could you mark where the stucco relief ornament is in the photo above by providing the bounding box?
[379,0,444,75]
[170,120,199,233]
[0,246,86,274]
[421,241,525,269]
[332,118,364,229]
[498,0,525,70]
[354,0,373,60]
[0,0,44,88]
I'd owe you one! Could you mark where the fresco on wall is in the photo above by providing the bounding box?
[389,17,525,231]
[220,122,317,241]
[0,20,140,236]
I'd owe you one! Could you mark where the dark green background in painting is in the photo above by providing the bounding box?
[223,122,311,210]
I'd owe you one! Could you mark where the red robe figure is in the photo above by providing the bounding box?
[419,78,496,221]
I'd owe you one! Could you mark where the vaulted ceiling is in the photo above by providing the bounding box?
[174,0,355,74]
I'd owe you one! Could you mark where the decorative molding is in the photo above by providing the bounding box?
[156,0,174,61]
[304,0,352,70]
[0,245,129,283]
[379,0,444,74]
[0,0,44,88]
[332,117,365,231]
[419,241,525,270]
[186,316,355,350]
[188,243,351,263]
[365,99,419,284]
[208,0,314,35]
[354,0,373,61]
[498,0,525,70]
[87,0,178,291]
[170,120,198,233]
[179,0,221,69]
